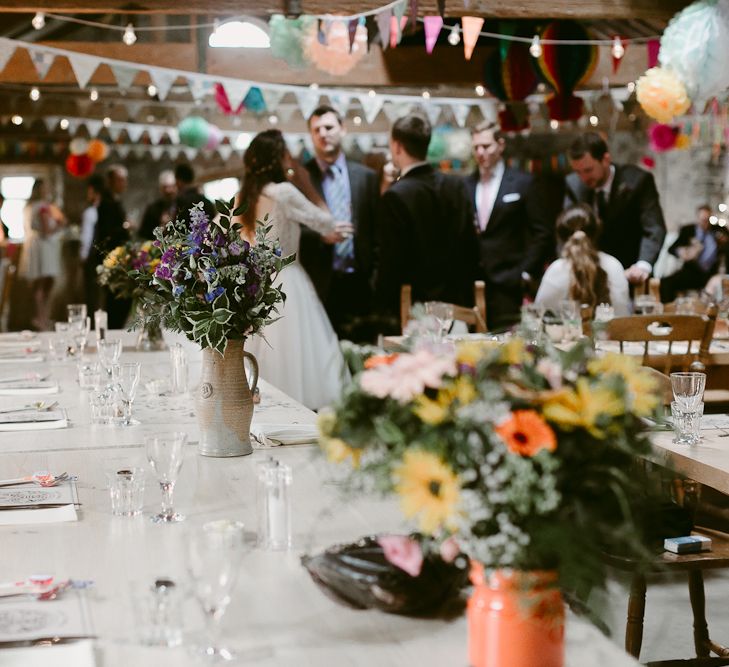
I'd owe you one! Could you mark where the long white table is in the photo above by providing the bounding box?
[0,333,639,666]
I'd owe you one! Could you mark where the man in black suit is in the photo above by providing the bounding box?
[375,113,478,326]
[464,121,554,330]
[660,204,719,302]
[564,132,666,286]
[85,164,131,328]
[174,164,216,224]
[299,105,379,342]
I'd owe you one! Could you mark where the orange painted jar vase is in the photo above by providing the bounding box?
[467,562,565,667]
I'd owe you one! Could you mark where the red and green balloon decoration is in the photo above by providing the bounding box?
[481,23,538,132]
[536,21,598,121]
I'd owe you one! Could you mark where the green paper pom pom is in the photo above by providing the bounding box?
[269,14,314,69]
[178,116,210,149]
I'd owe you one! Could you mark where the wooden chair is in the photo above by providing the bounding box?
[634,277,661,303]
[400,281,487,334]
[605,306,718,376]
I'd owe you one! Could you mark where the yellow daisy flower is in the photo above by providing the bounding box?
[316,409,336,437]
[321,437,361,468]
[414,395,449,425]
[456,341,497,366]
[542,378,624,438]
[588,354,659,416]
[394,449,460,534]
[500,338,531,365]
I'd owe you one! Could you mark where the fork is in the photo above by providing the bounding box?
[0,472,68,487]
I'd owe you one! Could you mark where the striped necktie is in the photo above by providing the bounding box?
[328,165,355,273]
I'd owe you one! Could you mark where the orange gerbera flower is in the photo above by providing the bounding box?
[364,354,399,369]
[495,410,557,457]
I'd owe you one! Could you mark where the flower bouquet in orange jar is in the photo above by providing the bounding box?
[318,338,662,667]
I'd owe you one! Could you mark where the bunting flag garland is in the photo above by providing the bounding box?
[451,103,472,127]
[462,17,484,61]
[294,89,321,121]
[66,53,98,89]
[149,69,178,101]
[110,65,138,92]
[376,9,391,49]
[421,103,441,126]
[424,16,443,54]
[30,51,54,79]
[358,93,385,123]
[0,42,15,75]
[221,81,250,114]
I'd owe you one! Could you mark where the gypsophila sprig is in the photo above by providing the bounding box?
[130,198,294,353]
[318,336,663,611]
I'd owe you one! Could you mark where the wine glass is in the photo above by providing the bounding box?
[559,299,581,342]
[111,362,141,426]
[145,432,187,523]
[67,303,87,323]
[424,301,454,340]
[69,316,91,357]
[670,372,706,411]
[186,520,246,661]
[98,338,122,376]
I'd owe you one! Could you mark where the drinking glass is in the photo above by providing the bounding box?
[111,363,141,426]
[186,520,246,661]
[69,317,90,357]
[48,334,71,362]
[169,344,188,395]
[671,401,704,445]
[131,578,184,647]
[146,432,187,524]
[559,299,581,342]
[594,303,615,323]
[77,358,101,391]
[105,467,145,516]
[98,338,122,376]
[635,294,662,315]
[424,302,454,340]
[67,303,87,323]
[670,372,706,411]
[520,303,544,343]
[94,309,108,342]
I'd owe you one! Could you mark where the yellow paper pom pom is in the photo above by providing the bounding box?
[636,67,691,124]
[675,133,691,150]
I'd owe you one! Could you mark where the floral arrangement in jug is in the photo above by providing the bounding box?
[97,240,162,299]
[132,200,294,353]
[318,338,662,605]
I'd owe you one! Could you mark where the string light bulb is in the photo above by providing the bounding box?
[353,115,362,126]
[32,12,45,30]
[550,119,559,130]
[103,116,111,127]
[11,115,23,126]
[529,34,542,58]
[89,88,99,102]
[309,83,319,91]
[122,23,137,46]
[29,87,40,101]
[147,84,158,97]
[268,114,278,125]
[589,115,599,127]
[474,84,485,97]
[448,24,461,46]
[627,81,636,93]
[59,118,69,130]
[422,90,431,100]
[611,36,625,60]
[367,89,376,97]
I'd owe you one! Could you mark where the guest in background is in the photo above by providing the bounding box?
[564,132,666,286]
[375,113,478,326]
[0,193,9,241]
[139,169,177,240]
[660,204,719,302]
[535,204,630,316]
[20,179,66,330]
[300,105,379,342]
[174,163,216,224]
[79,174,106,314]
[87,165,130,328]
[464,121,554,330]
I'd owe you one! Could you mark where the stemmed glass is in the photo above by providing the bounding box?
[111,362,141,426]
[98,338,122,377]
[559,299,581,342]
[67,304,87,323]
[145,432,187,523]
[186,520,246,662]
[69,317,91,357]
[424,301,454,340]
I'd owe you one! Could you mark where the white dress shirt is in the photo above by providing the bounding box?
[475,160,505,232]
[79,204,98,262]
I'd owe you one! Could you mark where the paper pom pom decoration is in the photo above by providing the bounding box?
[536,21,599,121]
[65,153,94,178]
[426,131,448,162]
[214,83,242,115]
[304,20,368,76]
[481,22,538,132]
[636,67,691,123]
[86,139,109,162]
[204,124,223,151]
[178,116,210,149]
[648,123,678,152]
[69,137,89,156]
[243,87,267,114]
[659,0,729,102]
[269,14,313,69]
[675,133,692,150]
[445,130,473,162]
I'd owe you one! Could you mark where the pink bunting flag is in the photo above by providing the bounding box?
[461,17,483,60]
[647,39,660,68]
[424,16,443,54]
[390,16,408,48]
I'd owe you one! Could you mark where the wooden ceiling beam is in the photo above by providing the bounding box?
[0,0,691,20]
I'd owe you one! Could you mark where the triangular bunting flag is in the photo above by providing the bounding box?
[221,81,250,114]
[149,68,178,101]
[183,147,197,161]
[150,145,165,161]
[461,17,484,60]
[278,106,297,124]
[218,144,233,162]
[0,41,16,75]
[329,93,351,118]
[383,101,409,123]
[262,88,285,112]
[30,51,54,80]
[107,126,123,142]
[423,16,443,54]
[478,101,497,123]
[348,19,358,52]
[390,15,409,48]
[422,103,441,126]
[111,65,138,91]
[358,94,384,124]
[125,101,144,121]
[126,125,145,143]
[187,76,208,102]
[647,39,660,69]
[365,16,379,51]
[167,146,182,159]
[167,128,180,144]
[42,116,58,132]
[131,145,146,159]
[451,103,472,127]
[114,145,131,159]
[147,127,164,144]
[66,119,80,134]
[84,120,103,137]
[376,9,392,50]
[317,19,328,46]
[392,0,407,45]
[295,89,320,121]
[67,53,98,89]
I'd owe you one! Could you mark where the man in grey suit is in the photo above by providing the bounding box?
[564,132,666,286]
[299,105,379,342]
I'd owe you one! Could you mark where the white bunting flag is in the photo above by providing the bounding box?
[183,147,197,161]
[0,41,16,75]
[131,145,146,159]
[42,116,59,132]
[218,144,233,162]
[114,145,131,159]
[124,101,144,121]
[125,125,145,143]
[167,128,180,144]
[84,119,103,137]
[150,145,165,161]
[277,106,297,124]
[187,76,208,102]
[376,9,392,50]
[147,127,164,144]
[295,89,320,121]
[110,65,138,92]
[107,126,123,142]
[221,81,250,113]
[67,53,98,89]
[451,103,472,128]
[30,51,54,79]
[149,68,178,101]
[478,101,497,123]
[329,92,351,118]
[261,88,285,112]
[422,103,442,126]
[358,94,384,124]
[382,100,409,123]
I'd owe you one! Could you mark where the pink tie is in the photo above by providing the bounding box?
[478,178,492,231]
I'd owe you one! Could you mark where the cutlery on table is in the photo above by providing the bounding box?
[0,401,59,415]
[0,472,68,488]
[0,503,80,510]
[0,374,48,384]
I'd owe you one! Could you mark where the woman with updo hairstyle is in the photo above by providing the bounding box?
[535,203,630,316]
[239,129,349,410]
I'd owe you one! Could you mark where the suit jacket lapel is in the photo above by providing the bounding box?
[484,168,516,234]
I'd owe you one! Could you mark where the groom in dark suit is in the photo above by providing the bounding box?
[375,113,478,326]
[299,105,379,342]
[464,122,554,330]
[564,132,666,286]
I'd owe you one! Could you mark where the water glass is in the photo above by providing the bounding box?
[594,303,615,322]
[169,344,188,395]
[106,467,145,516]
[635,294,662,315]
[186,520,246,661]
[90,388,113,425]
[131,578,184,647]
[670,372,706,411]
[257,459,292,551]
[69,317,91,357]
[559,299,582,342]
[674,297,695,315]
[94,309,108,341]
[48,333,71,362]
[111,362,141,426]
[671,401,704,445]
[67,303,87,322]
[98,338,122,375]
[520,303,544,342]
[424,302,454,340]
[77,358,101,391]
[146,432,187,523]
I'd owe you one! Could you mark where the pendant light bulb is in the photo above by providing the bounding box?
[529,34,542,58]
[32,12,45,30]
[448,24,461,46]
[123,23,137,46]
[611,36,625,60]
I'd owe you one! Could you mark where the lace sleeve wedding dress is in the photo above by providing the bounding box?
[245,181,349,410]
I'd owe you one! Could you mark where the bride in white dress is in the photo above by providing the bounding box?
[240,130,350,410]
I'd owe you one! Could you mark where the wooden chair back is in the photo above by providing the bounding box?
[400,281,487,334]
[634,277,661,302]
[605,305,718,375]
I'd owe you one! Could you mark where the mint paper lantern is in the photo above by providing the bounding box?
[178,116,210,149]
